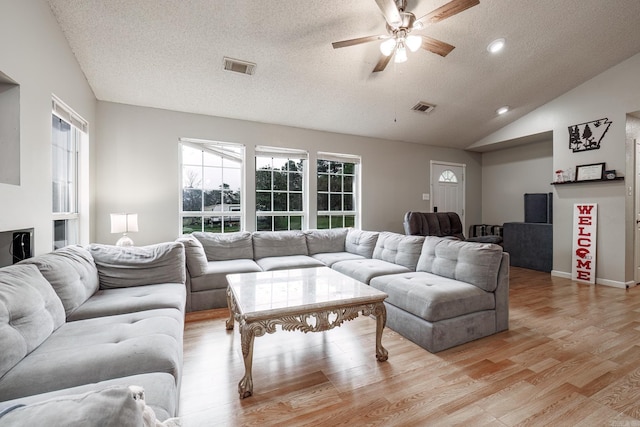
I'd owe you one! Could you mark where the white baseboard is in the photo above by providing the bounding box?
[550,270,634,288]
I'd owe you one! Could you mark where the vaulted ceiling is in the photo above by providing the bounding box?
[47,0,640,150]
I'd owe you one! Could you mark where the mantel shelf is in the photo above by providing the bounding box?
[550,177,625,185]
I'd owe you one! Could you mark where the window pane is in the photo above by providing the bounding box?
[330,176,342,192]
[274,216,289,231]
[317,193,328,211]
[289,193,303,211]
[257,216,272,231]
[344,175,354,192]
[182,144,202,165]
[204,217,222,233]
[183,188,202,211]
[330,194,342,211]
[256,192,271,211]
[203,151,222,167]
[224,216,241,232]
[273,171,287,191]
[289,216,302,230]
[317,215,329,229]
[53,219,77,250]
[255,170,270,191]
[203,167,222,192]
[273,192,287,211]
[272,157,287,171]
[343,194,354,211]
[317,160,329,173]
[344,163,355,174]
[256,157,271,170]
[345,215,355,227]
[317,174,328,192]
[182,217,202,234]
[330,216,344,228]
[289,172,303,191]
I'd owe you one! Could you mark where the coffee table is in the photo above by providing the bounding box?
[225,266,388,398]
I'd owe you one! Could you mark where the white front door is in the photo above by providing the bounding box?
[431,161,466,225]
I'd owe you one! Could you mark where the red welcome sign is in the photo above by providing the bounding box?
[572,203,597,284]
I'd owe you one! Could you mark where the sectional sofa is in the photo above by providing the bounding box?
[0,242,186,424]
[179,228,510,353]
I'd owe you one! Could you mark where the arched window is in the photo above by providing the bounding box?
[438,169,458,183]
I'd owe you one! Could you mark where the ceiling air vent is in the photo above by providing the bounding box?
[411,101,436,114]
[223,57,256,75]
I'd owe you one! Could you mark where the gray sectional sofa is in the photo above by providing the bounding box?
[0,242,186,424]
[180,228,510,353]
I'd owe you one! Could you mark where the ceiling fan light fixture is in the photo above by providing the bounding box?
[394,43,408,63]
[487,38,506,53]
[380,38,397,56]
[405,35,422,52]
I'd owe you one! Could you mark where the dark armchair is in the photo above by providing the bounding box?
[403,211,503,245]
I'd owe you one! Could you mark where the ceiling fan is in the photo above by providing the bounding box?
[332,0,480,72]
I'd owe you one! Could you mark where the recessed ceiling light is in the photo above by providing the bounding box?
[487,38,505,53]
[496,106,510,115]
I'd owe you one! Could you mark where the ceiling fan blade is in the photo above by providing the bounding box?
[373,54,393,73]
[414,0,480,29]
[421,36,455,57]
[332,34,388,49]
[374,0,403,27]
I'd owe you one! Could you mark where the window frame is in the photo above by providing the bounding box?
[255,146,308,232]
[52,96,86,250]
[316,152,361,230]
[179,138,245,235]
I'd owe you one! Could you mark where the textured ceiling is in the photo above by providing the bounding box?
[47,0,640,150]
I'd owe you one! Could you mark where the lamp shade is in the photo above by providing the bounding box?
[110,213,139,234]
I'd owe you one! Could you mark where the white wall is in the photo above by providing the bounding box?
[472,53,640,287]
[481,140,553,225]
[94,101,483,246]
[0,1,96,255]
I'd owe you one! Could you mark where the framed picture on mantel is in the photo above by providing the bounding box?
[575,162,605,181]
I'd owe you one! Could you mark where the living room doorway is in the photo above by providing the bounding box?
[430,161,466,227]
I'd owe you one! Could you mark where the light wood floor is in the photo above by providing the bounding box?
[179,267,640,426]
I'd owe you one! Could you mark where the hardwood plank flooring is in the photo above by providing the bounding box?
[179,267,640,426]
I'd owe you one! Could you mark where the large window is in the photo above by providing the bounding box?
[317,153,360,229]
[52,97,86,250]
[255,147,307,231]
[180,139,243,234]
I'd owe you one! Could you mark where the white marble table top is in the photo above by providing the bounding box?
[226,267,387,320]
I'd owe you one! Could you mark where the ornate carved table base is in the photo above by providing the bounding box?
[226,286,388,399]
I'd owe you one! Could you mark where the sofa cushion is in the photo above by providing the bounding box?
[253,231,308,259]
[305,228,348,255]
[372,232,424,270]
[417,237,503,292]
[0,308,183,402]
[311,252,365,267]
[176,235,208,277]
[66,283,187,321]
[331,258,411,284]
[88,242,186,289]
[20,245,99,317]
[256,255,325,272]
[0,386,147,427]
[345,229,379,258]
[190,259,262,292]
[193,231,253,261]
[369,272,495,322]
[0,264,66,380]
